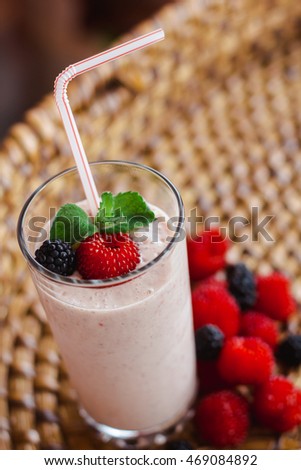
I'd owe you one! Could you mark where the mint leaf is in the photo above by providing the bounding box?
[97,192,115,219]
[50,203,97,244]
[96,191,155,233]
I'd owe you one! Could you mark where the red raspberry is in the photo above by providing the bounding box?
[240,311,278,350]
[254,273,295,322]
[195,391,250,447]
[253,376,301,432]
[218,337,274,385]
[187,228,228,281]
[76,232,140,280]
[192,281,240,338]
[197,360,229,394]
[201,277,227,289]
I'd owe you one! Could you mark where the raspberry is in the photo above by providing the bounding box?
[192,281,240,338]
[197,360,229,394]
[195,324,225,360]
[276,335,301,368]
[76,232,140,280]
[254,273,295,321]
[253,376,301,432]
[194,277,227,291]
[218,337,274,385]
[240,311,278,350]
[187,228,228,281]
[35,239,75,276]
[195,391,250,447]
[226,263,256,310]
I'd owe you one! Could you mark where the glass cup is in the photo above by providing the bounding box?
[18,161,197,447]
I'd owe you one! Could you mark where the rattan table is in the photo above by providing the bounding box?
[1,0,301,449]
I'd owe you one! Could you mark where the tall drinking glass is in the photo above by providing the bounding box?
[18,161,197,446]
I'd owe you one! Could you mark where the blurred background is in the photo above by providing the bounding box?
[0,0,173,140]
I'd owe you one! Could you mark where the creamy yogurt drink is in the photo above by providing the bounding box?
[18,161,197,443]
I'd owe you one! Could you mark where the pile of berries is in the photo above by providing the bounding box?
[187,229,301,448]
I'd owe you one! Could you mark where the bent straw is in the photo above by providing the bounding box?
[54,29,165,215]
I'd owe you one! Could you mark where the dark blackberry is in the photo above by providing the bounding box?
[166,440,194,450]
[276,335,301,368]
[226,263,256,310]
[35,239,75,276]
[195,324,225,360]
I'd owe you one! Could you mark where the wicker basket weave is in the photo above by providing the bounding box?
[1,0,301,449]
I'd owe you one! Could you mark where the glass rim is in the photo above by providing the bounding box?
[17,160,185,287]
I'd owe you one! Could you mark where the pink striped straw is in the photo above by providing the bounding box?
[54,29,165,215]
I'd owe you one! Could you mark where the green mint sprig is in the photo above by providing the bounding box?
[49,192,155,243]
[96,191,155,233]
[50,204,97,244]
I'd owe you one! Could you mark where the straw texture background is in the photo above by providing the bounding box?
[1,0,301,449]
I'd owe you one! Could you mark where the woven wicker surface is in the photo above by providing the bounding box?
[1,0,301,449]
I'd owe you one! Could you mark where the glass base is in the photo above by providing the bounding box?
[80,401,196,449]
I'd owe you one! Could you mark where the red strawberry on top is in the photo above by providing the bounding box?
[187,228,228,281]
[76,232,140,280]
[255,273,296,322]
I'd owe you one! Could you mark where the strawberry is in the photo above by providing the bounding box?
[76,232,140,280]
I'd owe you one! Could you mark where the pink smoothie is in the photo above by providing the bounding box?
[32,205,197,431]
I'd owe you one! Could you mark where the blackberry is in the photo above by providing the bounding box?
[195,324,225,360]
[226,263,256,310]
[276,335,301,368]
[35,239,75,276]
[166,440,194,450]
